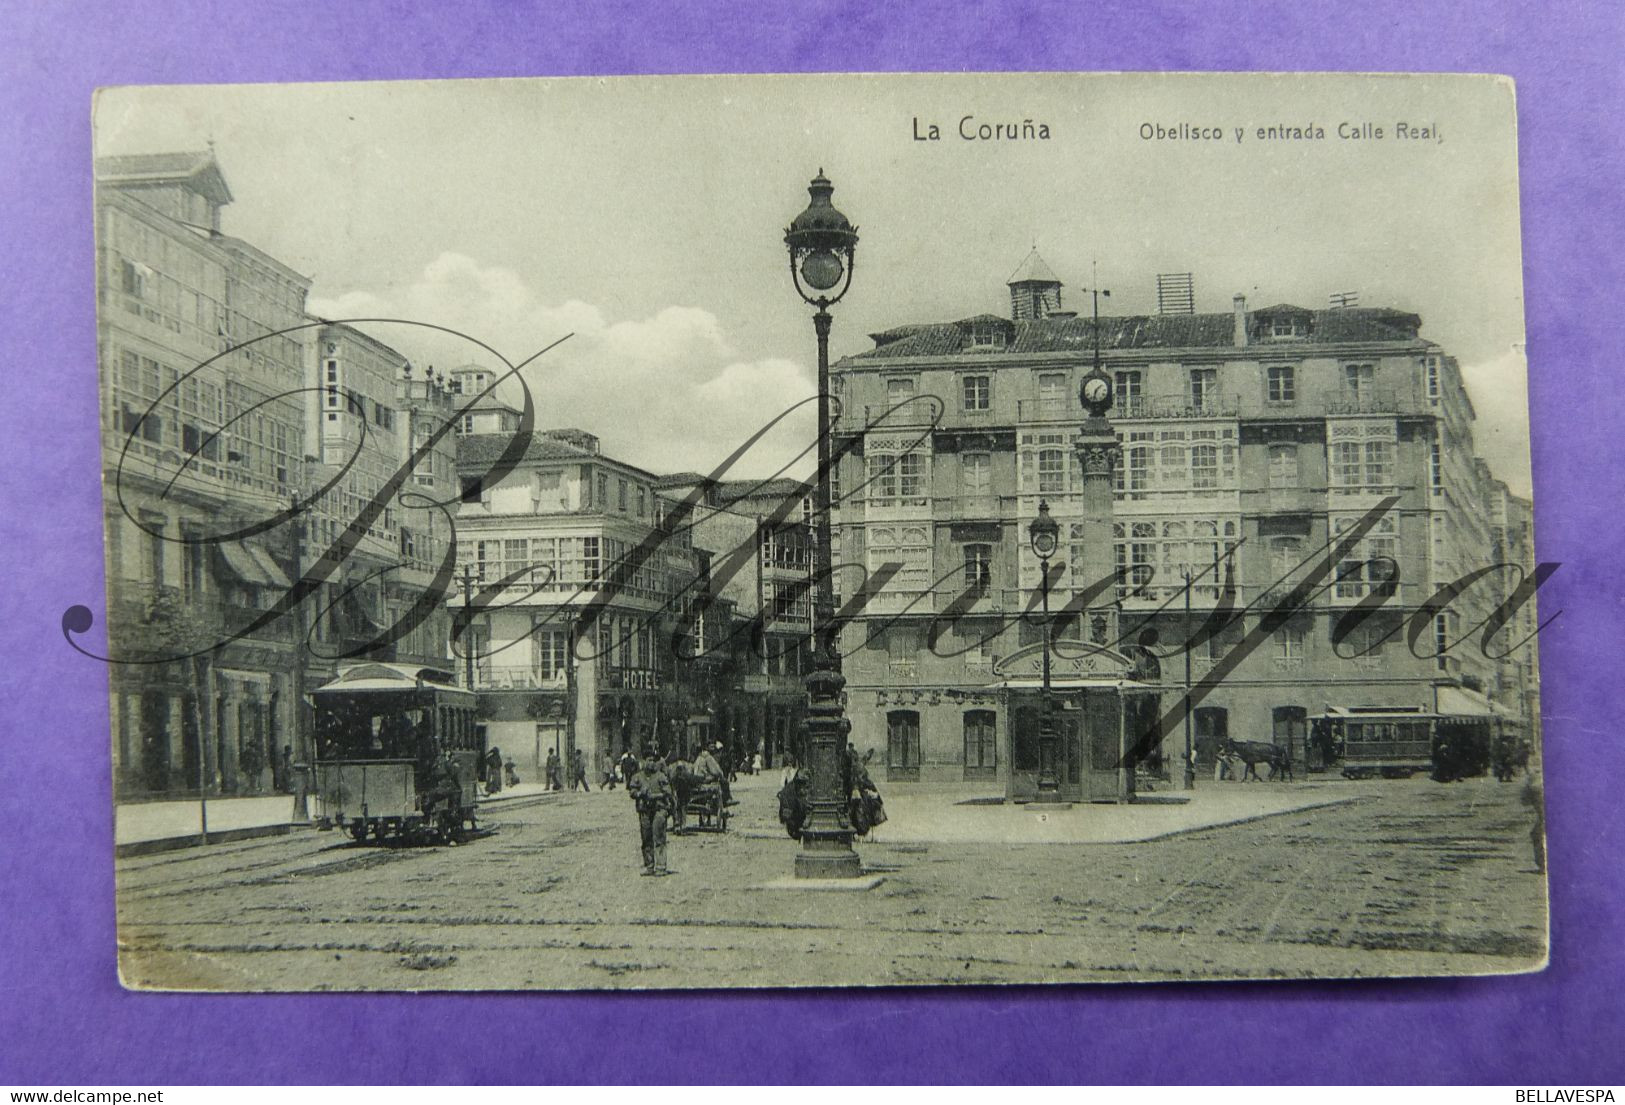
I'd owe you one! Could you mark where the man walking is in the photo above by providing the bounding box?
[570,747,592,792]
[628,749,676,876]
[545,748,562,791]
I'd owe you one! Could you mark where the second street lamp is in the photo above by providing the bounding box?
[1028,499,1062,802]
[784,169,862,879]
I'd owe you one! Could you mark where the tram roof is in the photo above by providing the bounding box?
[312,662,466,696]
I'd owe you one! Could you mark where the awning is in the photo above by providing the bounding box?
[217,541,276,587]
[1435,685,1518,720]
[247,544,292,588]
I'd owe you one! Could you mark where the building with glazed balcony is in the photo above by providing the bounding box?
[655,475,816,767]
[454,430,744,781]
[97,150,460,800]
[828,251,1537,784]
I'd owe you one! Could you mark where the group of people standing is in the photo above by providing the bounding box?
[542,747,593,792]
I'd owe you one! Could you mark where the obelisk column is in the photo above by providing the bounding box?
[1074,368,1125,799]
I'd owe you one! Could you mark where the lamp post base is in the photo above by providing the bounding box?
[795,836,864,879]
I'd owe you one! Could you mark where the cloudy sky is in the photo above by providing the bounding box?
[95,73,1532,493]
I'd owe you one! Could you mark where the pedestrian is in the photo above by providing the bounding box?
[693,741,728,807]
[1522,773,1545,873]
[628,749,676,876]
[571,747,592,792]
[278,744,293,794]
[545,748,562,791]
[751,751,763,775]
[504,757,520,789]
[619,749,639,789]
[601,751,619,790]
[484,746,504,795]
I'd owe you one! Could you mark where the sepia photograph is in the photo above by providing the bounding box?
[89,72,1547,991]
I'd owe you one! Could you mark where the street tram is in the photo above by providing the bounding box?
[310,662,481,843]
[1309,704,1494,780]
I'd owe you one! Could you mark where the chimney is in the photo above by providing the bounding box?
[1232,293,1248,347]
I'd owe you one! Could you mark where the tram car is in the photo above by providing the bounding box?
[1309,705,1492,781]
[310,662,481,843]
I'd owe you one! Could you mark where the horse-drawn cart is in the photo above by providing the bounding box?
[682,783,729,833]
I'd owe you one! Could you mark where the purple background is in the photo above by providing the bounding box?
[2,0,1621,1085]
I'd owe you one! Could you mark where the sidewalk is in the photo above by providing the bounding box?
[114,781,570,857]
[858,780,1367,845]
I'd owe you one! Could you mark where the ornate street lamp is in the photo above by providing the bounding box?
[784,169,862,879]
[1028,500,1062,800]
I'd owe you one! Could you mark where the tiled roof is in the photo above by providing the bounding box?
[1252,302,1313,315]
[1007,248,1061,285]
[96,150,214,179]
[847,307,1423,361]
[95,150,233,204]
[457,432,606,468]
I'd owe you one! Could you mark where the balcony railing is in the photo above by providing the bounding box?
[1326,388,1399,416]
[1016,396,1239,422]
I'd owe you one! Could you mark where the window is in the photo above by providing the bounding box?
[886,710,921,778]
[964,710,997,775]
[1188,367,1218,410]
[1268,444,1299,489]
[1267,365,1296,402]
[963,375,991,412]
[1343,362,1374,398]
[1328,425,1394,494]
[1269,317,1304,339]
[1273,624,1305,663]
[459,414,475,434]
[1434,613,1449,670]
[1424,355,1441,400]
[1190,444,1219,490]
[1429,436,1443,495]
[1114,370,1142,413]
[1037,448,1065,495]
[618,479,628,511]
[963,543,992,596]
[636,487,646,517]
[969,321,1008,349]
[1333,514,1399,599]
[867,525,932,596]
[866,449,927,504]
[961,452,991,501]
[325,360,338,384]
[885,377,917,407]
[536,629,569,680]
[1038,372,1067,408]
[120,259,146,298]
[596,473,609,508]
[1269,536,1304,584]
[1111,517,1239,601]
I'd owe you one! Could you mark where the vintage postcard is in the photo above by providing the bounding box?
[92,72,1545,990]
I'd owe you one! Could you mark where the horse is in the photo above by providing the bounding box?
[1219,738,1293,782]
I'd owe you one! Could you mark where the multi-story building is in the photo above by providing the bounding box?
[454,429,729,780]
[304,322,459,674]
[97,150,312,799]
[97,150,458,799]
[655,475,815,766]
[828,251,1538,784]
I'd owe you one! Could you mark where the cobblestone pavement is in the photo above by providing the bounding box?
[114,773,1547,991]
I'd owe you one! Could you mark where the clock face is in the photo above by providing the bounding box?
[1083,377,1110,404]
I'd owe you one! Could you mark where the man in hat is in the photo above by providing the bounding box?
[693,741,728,807]
[627,749,676,876]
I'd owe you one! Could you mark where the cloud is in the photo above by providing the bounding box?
[309,253,818,478]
